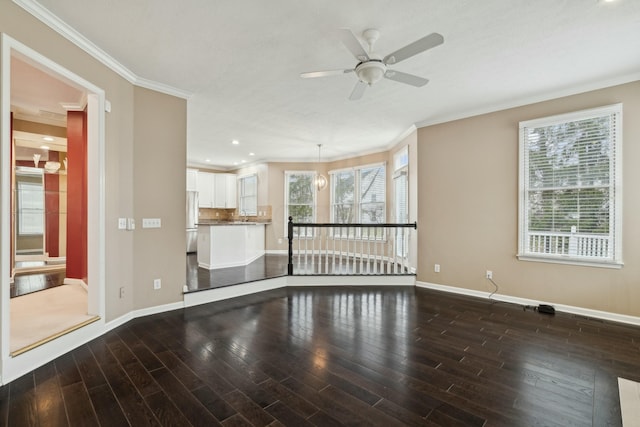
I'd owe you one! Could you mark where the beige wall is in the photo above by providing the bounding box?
[417,81,640,317]
[1,2,187,321]
[133,87,186,309]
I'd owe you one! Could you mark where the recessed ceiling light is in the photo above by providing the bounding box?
[232,140,239,145]
[43,136,54,141]
[40,145,50,150]
[233,162,239,165]
[241,160,247,163]
[205,159,211,162]
[249,152,255,156]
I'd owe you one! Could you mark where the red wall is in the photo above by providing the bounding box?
[66,110,87,282]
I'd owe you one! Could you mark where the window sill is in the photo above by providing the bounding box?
[517,254,623,269]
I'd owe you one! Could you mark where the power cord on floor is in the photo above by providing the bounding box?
[487,276,499,303]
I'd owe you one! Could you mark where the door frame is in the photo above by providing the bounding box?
[0,33,106,384]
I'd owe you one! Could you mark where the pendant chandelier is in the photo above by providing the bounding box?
[315,144,327,191]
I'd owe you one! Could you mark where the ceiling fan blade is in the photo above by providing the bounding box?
[383,32,444,65]
[300,69,353,78]
[349,81,367,100]
[339,28,370,62]
[384,70,429,87]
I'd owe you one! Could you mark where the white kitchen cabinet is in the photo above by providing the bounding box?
[186,168,198,191]
[197,172,236,208]
[213,173,237,208]
[197,171,214,208]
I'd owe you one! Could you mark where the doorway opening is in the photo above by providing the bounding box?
[1,35,105,366]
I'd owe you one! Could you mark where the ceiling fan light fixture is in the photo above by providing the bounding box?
[355,61,386,85]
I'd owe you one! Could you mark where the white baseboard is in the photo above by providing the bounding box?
[63,278,88,291]
[2,319,106,385]
[416,281,640,327]
[288,275,415,287]
[265,249,288,255]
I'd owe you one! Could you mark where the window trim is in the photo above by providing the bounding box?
[329,162,386,240]
[517,103,623,268]
[284,170,317,235]
[237,173,258,216]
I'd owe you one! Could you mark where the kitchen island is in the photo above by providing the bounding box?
[197,222,266,270]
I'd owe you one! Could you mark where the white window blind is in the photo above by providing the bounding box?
[518,104,622,266]
[331,170,354,223]
[359,165,385,224]
[18,180,44,235]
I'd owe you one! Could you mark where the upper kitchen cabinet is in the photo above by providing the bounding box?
[214,173,237,209]
[197,171,236,208]
[186,168,198,192]
[197,171,214,208]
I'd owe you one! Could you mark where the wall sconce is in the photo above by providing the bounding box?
[33,153,41,168]
[44,161,61,173]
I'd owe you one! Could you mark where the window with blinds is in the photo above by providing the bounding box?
[17,180,44,235]
[518,103,622,267]
[330,163,386,238]
[285,171,316,236]
[238,174,257,216]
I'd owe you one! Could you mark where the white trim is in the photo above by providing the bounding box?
[288,275,414,287]
[416,281,640,327]
[516,254,623,269]
[198,252,263,270]
[265,249,288,255]
[0,34,12,384]
[517,103,623,267]
[130,302,185,318]
[618,378,640,427]
[1,34,107,384]
[1,319,106,385]
[63,278,88,292]
[12,0,192,100]
[183,277,287,308]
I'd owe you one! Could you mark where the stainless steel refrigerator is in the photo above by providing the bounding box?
[186,191,198,253]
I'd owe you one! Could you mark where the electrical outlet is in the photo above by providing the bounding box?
[434,264,440,273]
[119,287,125,298]
[486,270,493,279]
[153,279,161,290]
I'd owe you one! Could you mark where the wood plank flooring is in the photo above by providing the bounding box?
[2,286,639,426]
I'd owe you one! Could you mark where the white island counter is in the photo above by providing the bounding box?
[197,222,266,270]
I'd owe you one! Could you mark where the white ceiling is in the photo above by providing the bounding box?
[24,0,640,169]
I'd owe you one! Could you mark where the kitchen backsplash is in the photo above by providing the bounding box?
[199,205,272,222]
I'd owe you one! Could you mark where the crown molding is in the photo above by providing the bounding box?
[416,72,640,129]
[13,0,192,100]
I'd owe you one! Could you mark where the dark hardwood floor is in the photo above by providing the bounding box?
[2,285,639,426]
[10,271,66,298]
[186,253,288,292]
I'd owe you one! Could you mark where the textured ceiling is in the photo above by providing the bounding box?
[25,0,640,169]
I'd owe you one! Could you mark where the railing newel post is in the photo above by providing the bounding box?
[287,216,293,275]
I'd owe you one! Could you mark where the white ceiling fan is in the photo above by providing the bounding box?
[301,28,444,100]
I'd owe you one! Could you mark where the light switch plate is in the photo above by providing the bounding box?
[142,218,161,228]
[118,218,127,230]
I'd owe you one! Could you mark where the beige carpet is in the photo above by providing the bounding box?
[619,377,640,427]
[10,283,97,355]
